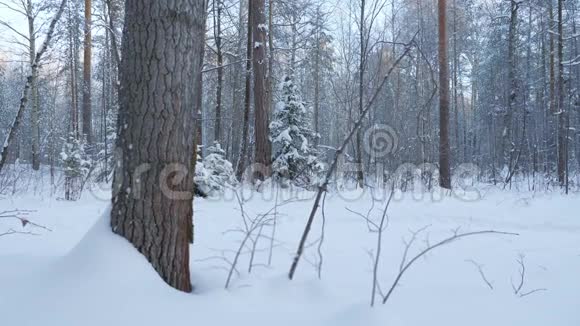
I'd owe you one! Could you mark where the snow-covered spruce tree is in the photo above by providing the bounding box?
[270,75,322,186]
[195,142,237,195]
[61,133,91,200]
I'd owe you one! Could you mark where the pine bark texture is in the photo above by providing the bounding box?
[236,0,252,180]
[252,0,271,179]
[111,0,206,292]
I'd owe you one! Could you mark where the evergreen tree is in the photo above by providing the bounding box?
[61,133,91,200]
[195,142,237,195]
[270,75,322,186]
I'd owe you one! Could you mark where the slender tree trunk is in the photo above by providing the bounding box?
[549,1,556,113]
[557,0,566,186]
[69,1,80,139]
[452,0,459,160]
[502,0,518,171]
[252,0,271,179]
[82,0,92,144]
[27,0,40,171]
[213,0,223,144]
[267,0,274,119]
[289,12,298,74]
[236,0,252,180]
[356,0,365,188]
[313,7,321,145]
[111,0,206,292]
[105,0,121,72]
[438,0,451,189]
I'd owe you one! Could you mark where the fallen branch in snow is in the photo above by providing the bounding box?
[345,187,395,307]
[380,229,519,305]
[370,190,394,306]
[224,192,273,289]
[511,254,547,298]
[0,210,51,237]
[0,0,67,174]
[519,288,548,297]
[286,32,418,281]
[223,192,302,289]
[465,259,494,290]
[511,254,526,295]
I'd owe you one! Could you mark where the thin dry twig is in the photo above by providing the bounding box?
[0,210,51,237]
[511,254,547,298]
[381,230,519,305]
[370,189,395,307]
[465,259,494,290]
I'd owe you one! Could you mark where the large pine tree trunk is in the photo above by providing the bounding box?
[252,0,271,179]
[111,0,206,292]
[82,0,92,144]
[438,0,451,189]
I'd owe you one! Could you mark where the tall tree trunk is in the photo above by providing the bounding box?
[82,0,92,144]
[213,0,223,144]
[105,0,121,72]
[452,0,459,161]
[356,0,365,188]
[504,0,518,169]
[438,0,451,189]
[27,0,40,171]
[549,1,556,113]
[267,0,274,122]
[236,0,252,180]
[313,6,321,145]
[557,0,566,186]
[252,0,271,179]
[69,0,80,139]
[111,0,206,292]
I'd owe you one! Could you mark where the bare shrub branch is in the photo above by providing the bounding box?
[381,230,519,305]
[511,254,547,298]
[0,210,51,237]
[465,259,494,290]
[288,32,418,280]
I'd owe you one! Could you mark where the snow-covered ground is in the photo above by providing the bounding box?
[1,186,579,326]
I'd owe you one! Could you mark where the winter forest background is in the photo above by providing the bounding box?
[0,0,579,325]
[1,0,579,194]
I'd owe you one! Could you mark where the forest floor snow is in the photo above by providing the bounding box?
[0,186,579,326]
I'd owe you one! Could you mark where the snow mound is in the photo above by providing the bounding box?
[2,209,192,326]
